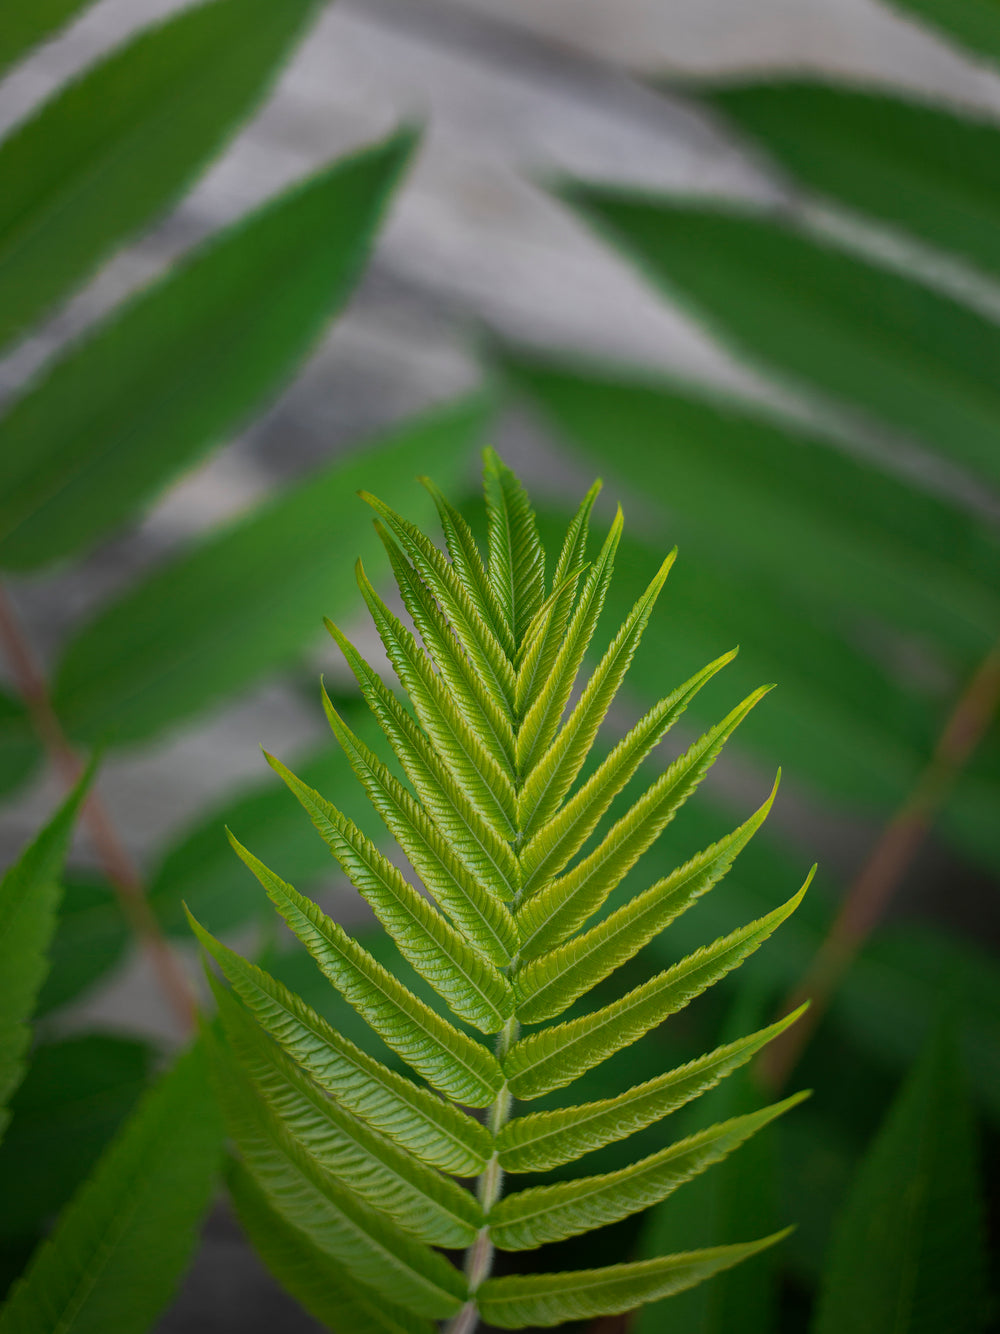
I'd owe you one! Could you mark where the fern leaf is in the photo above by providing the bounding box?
[515,776,779,1023]
[516,686,773,959]
[352,568,517,834]
[228,1159,436,1334]
[482,446,546,649]
[518,649,736,893]
[208,1029,466,1320]
[213,979,483,1248]
[506,876,812,1099]
[360,490,517,712]
[227,837,504,1107]
[377,525,518,773]
[496,1006,809,1173]
[420,473,513,659]
[192,454,811,1329]
[325,618,520,902]
[515,507,624,776]
[515,478,600,683]
[474,1233,791,1328]
[265,754,514,1034]
[320,693,518,966]
[187,915,491,1174]
[488,1095,806,1251]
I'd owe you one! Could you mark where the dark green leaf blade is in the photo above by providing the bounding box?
[813,1025,989,1334]
[34,876,129,1016]
[227,1160,435,1334]
[707,80,1000,280]
[0,130,418,573]
[0,1040,223,1334]
[52,397,488,747]
[475,1233,791,1328]
[885,0,1000,64]
[563,190,1000,487]
[0,0,322,356]
[504,352,1000,662]
[0,766,92,1139]
[0,692,41,800]
[0,0,97,72]
[0,1035,153,1242]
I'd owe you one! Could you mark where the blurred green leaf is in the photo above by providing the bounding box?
[812,1025,988,1334]
[563,188,1000,488]
[52,395,490,748]
[0,0,322,357]
[0,0,97,72]
[149,701,385,937]
[0,128,416,572]
[635,986,783,1334]
[0,766,92,1141]
[0,1035,153,1240]
[706,80,1000,279]
[510,352,999,661]
[34,876,129,1016]
[0,1040,223,1334]
[886,0,1000,63]
[0,692,40,800]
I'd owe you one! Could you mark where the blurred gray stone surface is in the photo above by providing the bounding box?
[1,0,998,1327]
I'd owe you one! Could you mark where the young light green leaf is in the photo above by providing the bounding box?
[375,526,517,774]
[228,1159,435,1334]
[813,1024,989,1334]
[0,0,98,72]
[227,835,505,1108]
[353,563,517,835]
[0,129,419,572]
[0,1040,223,1334]
[515,507,624,779]
[360,492,518,714]
[320,692,518,967]
[516,549,676,854]
[482,445,546,651]
[475,1232,791,1328]
[489,1095,806,1251]
[213,979,484,1249]
[565,190,1000,487]
[419,474,514,657]
[506,875,811,1098]
[708,80,1000,281]
[324,621,520,904]
[497,1006,808,1173]
[0,764,93,1140]
[517,687,772,959]
[264,751,515,1034]
[207,1031,465,1321]
[188,916,491,1175]
[52,396,486,746]
[514,480,600,708]
[0,0,322,357]
[516,776,778,1023]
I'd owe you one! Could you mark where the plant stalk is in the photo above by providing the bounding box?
[444,1015,520,1334]
[0,584,197,1033]
[761,639,1000,1091]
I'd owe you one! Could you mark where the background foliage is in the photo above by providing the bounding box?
[0,0,996,1330]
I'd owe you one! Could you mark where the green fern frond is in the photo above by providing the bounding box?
[192,451,811,1331]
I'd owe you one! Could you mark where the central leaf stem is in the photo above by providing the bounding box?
[444,1014,520,1334]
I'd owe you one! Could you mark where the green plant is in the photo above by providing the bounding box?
[192,451,811,1331]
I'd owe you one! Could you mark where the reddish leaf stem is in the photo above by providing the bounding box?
[0,584,196,1033]
[761,639,1000,1092]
